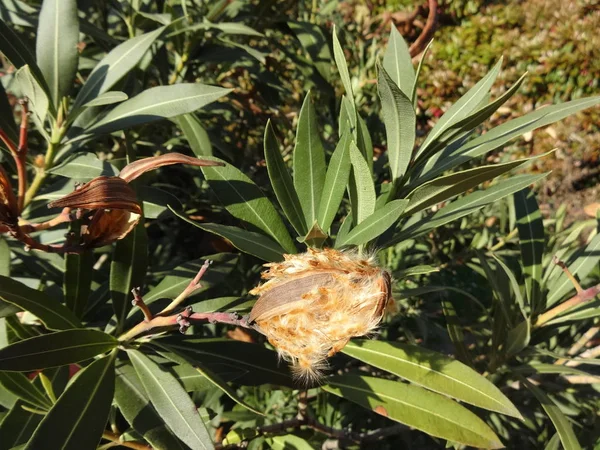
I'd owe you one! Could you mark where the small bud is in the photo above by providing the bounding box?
[249,248,392,383]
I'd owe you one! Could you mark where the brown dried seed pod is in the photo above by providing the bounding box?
[249,248,392,383]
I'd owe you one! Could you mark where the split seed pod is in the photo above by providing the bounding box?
[249,248,392,383]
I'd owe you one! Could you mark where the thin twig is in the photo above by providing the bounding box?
[18,207,74,233]
[17,99,28,212]
[552,255,583,293]
[535,282,600,327]
[101,431,151,450]
[158,260,212,315]
[131,287,153,322]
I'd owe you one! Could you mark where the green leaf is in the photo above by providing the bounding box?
[514,188,544,312]
[545,299,600,325]
[441,299,473,366]
[332,26,354,107]
[36,0,79,106]
[349,141,376,224]
[110,219,148,332]
[153,336,294,387]
[356,114,374,171]
[489,253,527,318]
[416,59,502,160]
[423,96,600,181]
[323,375,503,449]
[0,372,52,410]
[0,80,18,145]
[318,131,352,233]
[0,400,42,450]
[378,65,416,182]
[386,173,548,246]
[0,19,49,98]
[139,186,182,219]
[337,199,408,247]
[82,91,128,108]
[406,152,547,216]
[288,21,332,82]
[270,435,314,450]
[0,238,9,277]
[128,349,214,450]
[505,319,531,356]
[24,354,116,450]
[175,113,213,157]
[411,39,433,105]
[64,245,93,319]
[523,378,582,450]
[171,211,285,262]
[0,275,81,330]
[188,296,254,314]
[73,26,166,109]
[342,340,521,418]
[141,253,238,306]
[201,157,297,253]
[14,65,49,124]
[84,84,232,136]
[265,120,306,236]
[47,152,119,179]
[382,24,414,98]
[293,92,327,229]
[546,233,600,306]
[0,329,117,371]
[115,363,186,450]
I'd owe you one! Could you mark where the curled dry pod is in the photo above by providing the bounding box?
[249,248,392,383]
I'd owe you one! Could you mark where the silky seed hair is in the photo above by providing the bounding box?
[249,247,392,384]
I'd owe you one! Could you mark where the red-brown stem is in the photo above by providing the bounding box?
[552,255,583,292]
[9,227,84,254]
[118,311,252,342]
[19,208,74,233]
[157,260,212,315]
[16,100,29,212]
[536,283,600,327]
[131,287,153,322]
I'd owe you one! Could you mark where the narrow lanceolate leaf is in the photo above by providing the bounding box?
[386,173,548,246]
[417,58,503,160]
[175,113,213,157]
[0,275,81,330]
[490,253,527,317]
[383,24,415,98]
[523,379,582,450]
[0,372,52,410]
[515,188,544,311]
[64,244,93,318]
[405,153,548,216]
[24,354,116,450]
[332,26,354,107]
[171,209,285,262]
[411,39,433,105]
[0,400,43,450]
[293,93,327,229]
[337,199,408,247]
[378,65,416,182]
[128,350,214,450]
[546,233,600,306]
[201,157,297,253]
[36,0,79,105]
[115,363,186,450]
[48,152,119,179]
[14,65,49,124]
[84,84,232,136]
[424,96,600,181]
[0,329,117,371]
[349,142,376,224]
[441,299,473,366]
[74,26,166,109]
[82,91,128,108]
[264,120,306,236]
[323,375,503,449]
[317,131,352,233]
[0,19,49,98]
[110,219,148,332]
[343,340,522,419]
[505,319,531,356]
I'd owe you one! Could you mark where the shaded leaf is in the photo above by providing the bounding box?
[349,141,376,224]
[0,400,42,450]
[171,210,285,262]
[24,354,116,450]
[48,152,119,179]
[64,242,93,319]
[337,199,408,247]
[140,186,182,219]
[343,340,521,418]
[0,329,117,371]
[201,157,297,253]
[323,375,503,449]
[82,91,128,108]
[14,65,49,124]
[0,372,52,410]
[265,120,306,236]
[505,319,531,356]
[0,80,17,145]
[128,349,214,450]
[0,275,81,330]
[175,113,213,157]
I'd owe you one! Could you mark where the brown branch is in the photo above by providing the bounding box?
[18,207,74,233]
[131,287,153,322]
[17,99,29,212]
[409,0,438,58]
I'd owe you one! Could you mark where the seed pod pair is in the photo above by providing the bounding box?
[249,248,392,383]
